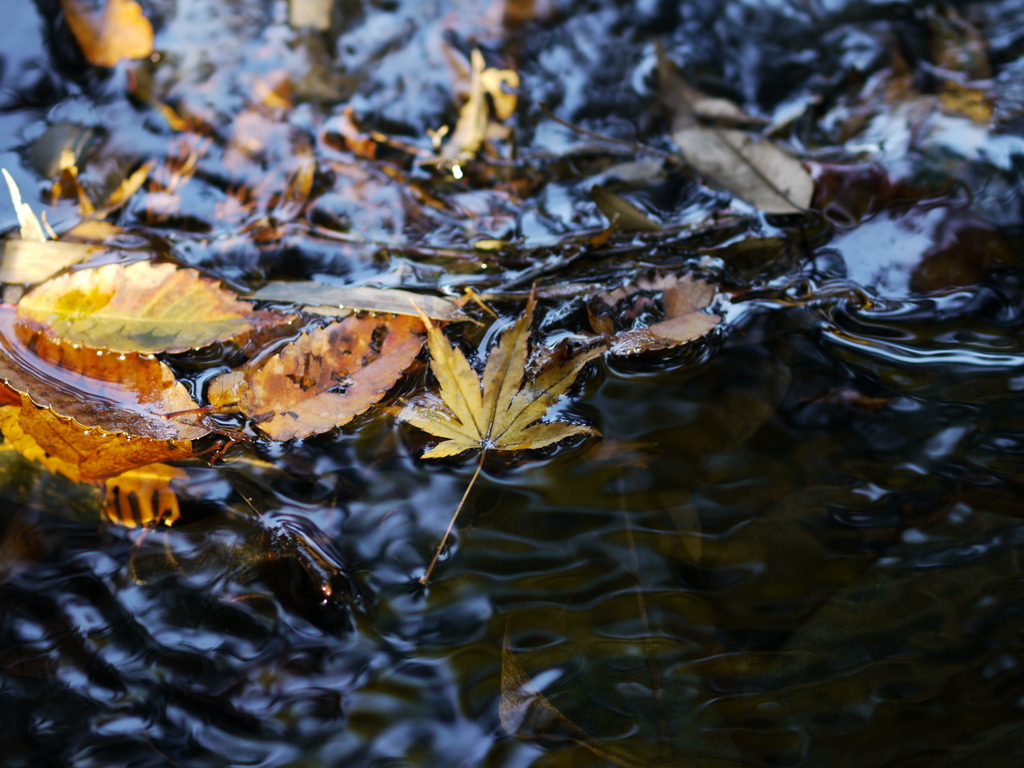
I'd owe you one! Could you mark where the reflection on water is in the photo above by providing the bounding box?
[2,0,1024,766]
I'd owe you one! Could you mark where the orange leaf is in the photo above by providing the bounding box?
[18,261,294,354]
[0,388,192,482]
[0,306,208,441]
[60,0,154,68]
[208,314,425,440]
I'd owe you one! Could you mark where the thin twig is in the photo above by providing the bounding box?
[420,449,487,585]
[538,103,677,161]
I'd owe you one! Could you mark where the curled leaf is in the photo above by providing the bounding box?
[0,306,208,441]
[0,388,193,482]
[208,314,425,440]
[18,262,295,353]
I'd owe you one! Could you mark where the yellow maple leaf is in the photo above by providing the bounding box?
[402,293,606,459]
[400,293,605,584]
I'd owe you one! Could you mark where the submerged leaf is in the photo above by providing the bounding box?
[19,262,294,353]
[208,314,425,440]
[659,54,814,214]
[401,294,605,458]
[104,463,187,527]
[0,306,208,441]
[60,0,154,68]
[590,274,721,356]
[248,281,466,322]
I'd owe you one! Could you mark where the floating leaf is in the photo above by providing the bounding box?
[0,306,208,441]
[659,54,813,214]
[60,0,154,68]
[18,261,295,354]
[208,314,425,440]
[401,294,606,459]
[248,281,467,322]
[0,388,193,482]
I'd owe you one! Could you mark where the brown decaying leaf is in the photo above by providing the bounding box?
[658,52,814,214]
[18,261,295,354]
[60,0,154,68]
[0,388,193,482]
[0,306,208,441]
[402,293,606,458]
[208,314,425,440]
[500,625,649,768]
[590,274,721,356]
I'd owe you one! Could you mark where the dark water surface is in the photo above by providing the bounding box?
[3,1,1024,766]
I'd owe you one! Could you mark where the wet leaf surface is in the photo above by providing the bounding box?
[18,262,294,354]
[208,314,425,440]
[0,306,208,441]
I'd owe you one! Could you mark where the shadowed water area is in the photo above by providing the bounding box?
[2,0,1024,766]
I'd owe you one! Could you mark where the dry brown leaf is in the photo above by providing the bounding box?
[0,306,208,441]
[208,314,425,440]
[60,0,154,68]
[401,294,606,458]
[19,261,295,354]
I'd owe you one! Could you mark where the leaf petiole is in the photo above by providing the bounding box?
[420,448,487,585]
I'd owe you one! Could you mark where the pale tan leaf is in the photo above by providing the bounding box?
[248,281,467,322]
[2,169,46,243]
[0,240,97,284]
[19,261,294,353]
[659,54,813,214]
[60,0,154,68]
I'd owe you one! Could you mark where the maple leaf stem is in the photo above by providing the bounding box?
[420,448,487,585]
